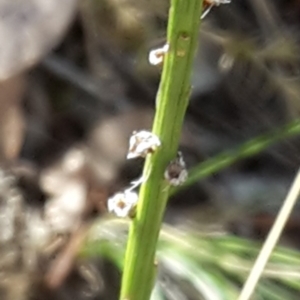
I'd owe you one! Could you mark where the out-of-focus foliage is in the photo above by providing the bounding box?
[0,0,78,80]
[83,218,300,300]
[0,0,300,299]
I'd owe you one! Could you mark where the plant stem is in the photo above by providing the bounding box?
[119,1,203,299]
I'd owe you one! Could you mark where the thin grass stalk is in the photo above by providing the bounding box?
[173,119,300,194]
[238,168,300,300]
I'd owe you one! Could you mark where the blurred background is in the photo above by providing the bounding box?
[1,0,300,299]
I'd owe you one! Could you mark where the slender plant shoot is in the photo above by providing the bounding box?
[119,0,203,299]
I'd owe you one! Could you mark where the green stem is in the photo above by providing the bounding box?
[174,118,300,194]
[119,1,203,299]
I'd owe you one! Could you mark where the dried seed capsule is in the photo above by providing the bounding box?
[148,44,169,66]
[107,190,138,218]
[127,130,161,159]
[164,152,188,186]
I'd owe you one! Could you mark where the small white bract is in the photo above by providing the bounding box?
[107,190,138,217]
[148,44,170,66]
[127,175,148,191]
[201,0,231,19]
[127,130,161,159]
[209,0,231,5]
[164,152,188,186]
